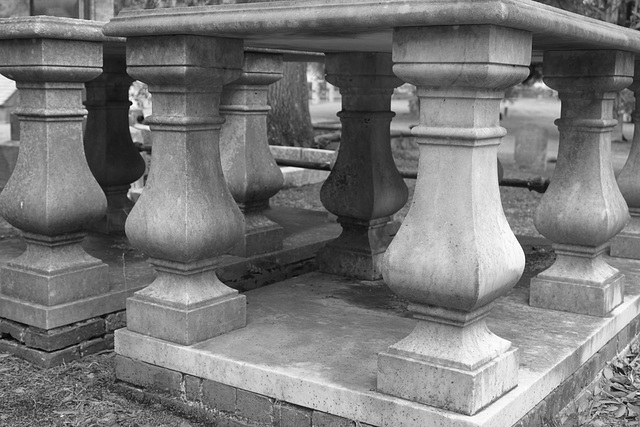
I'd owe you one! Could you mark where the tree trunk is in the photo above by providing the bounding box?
[267,62,314,147]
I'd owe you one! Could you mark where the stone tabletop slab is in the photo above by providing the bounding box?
[0,16,121,43]
[103,0,640,55]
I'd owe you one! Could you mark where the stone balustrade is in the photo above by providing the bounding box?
[0,18,110,331]
[1,1,640,425]
[0,17,152,365]
[219,50,285,257]
[318,52,408,280]
[101,1,640,421]
[531,51,634,316]
[612,60,640,259]
[84,41,146,235]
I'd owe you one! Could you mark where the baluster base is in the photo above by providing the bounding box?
[610,209,640,259]
[229,210,284,257]
[90,185,134,235]
[317,217,394,280]
[126,258,246,346]
[1,232,109,307]
[377,303,518,415]
[530,243,624,316]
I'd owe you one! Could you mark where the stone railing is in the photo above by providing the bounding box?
[0,17,145,334]
[101,0,640,417]
[1,0,640,423]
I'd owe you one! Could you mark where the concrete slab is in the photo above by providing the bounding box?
[115,255,640,427]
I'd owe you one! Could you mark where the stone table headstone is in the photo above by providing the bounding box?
[514,123,548,171]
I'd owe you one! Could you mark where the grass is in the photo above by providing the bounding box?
[0,351,207,427]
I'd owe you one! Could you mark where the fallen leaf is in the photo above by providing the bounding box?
[594,384,602,396]
[611,383,629,392]
[614,405,626,418]
[611,375,632,385]
[604,367,614,380]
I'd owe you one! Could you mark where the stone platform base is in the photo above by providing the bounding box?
[112,249,640,427]
[0,206,340,366]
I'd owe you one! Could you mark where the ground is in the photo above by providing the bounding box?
[1,96,639,426]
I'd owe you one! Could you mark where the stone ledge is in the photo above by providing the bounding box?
[113,312,640,427]
[113,263,640,427]
[513,316,640,426]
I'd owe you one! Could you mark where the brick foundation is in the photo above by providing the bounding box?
[0,310,126,367]
[114,355,375,427]
[113,313,640,427]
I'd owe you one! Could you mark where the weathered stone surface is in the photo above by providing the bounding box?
[379,25,530,414]
[318,52,407,281]
[0,17,110,332]
[379,345,518,415]
[532,50,634,316]
[102,0,640,56]
[514,123,548,171]
[113,268,640,427]
[127,281,246,346]
[530,245,624,316]
[122,35,247,345]
[220,51,285,257]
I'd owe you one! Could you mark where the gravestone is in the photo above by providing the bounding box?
[514,123,548,171]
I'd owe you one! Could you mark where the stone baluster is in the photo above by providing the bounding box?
[123,35,246,345]
[317,52,408,280]
[611,60,640,259]
[0,18,109,329]
[378,25,530,415]
[83,42,146,235]
[531,51,633,317]
[220,51,284,257]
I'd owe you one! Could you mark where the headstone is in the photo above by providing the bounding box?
[514,123,548,171]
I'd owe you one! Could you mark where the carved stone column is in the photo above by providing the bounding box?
[611,60,640,259]
[378,25,530,415]
[84,42,146,235]
[123,35,246,346]
[0,18,109,328]
[317,52,408,280]
[531,51,633,317]
[220,51,284,257]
